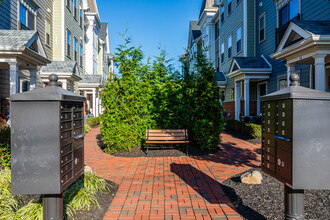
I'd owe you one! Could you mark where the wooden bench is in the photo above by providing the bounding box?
[145,129,190,156]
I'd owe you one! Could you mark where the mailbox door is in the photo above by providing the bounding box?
[60,102,75,191]
[276,139,292,185]
[73,103,84,180]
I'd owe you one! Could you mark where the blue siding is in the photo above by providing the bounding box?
[256,0,329,93]
[302,0,330,20]
[0,0,17,30]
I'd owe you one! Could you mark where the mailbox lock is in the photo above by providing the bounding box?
[61,136,63,139]
[61,180,63,183]
[61,116,63,119]
[61,170,63,174]
[61,150,63,154]
[61,160,63,164]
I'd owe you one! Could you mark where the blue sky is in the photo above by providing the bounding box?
[98,0,202,73]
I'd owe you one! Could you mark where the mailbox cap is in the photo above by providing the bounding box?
[10,74,86,102]
[260,74,330,101]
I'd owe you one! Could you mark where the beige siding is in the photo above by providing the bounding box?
[53,0,64,61]
[35,0,54,60]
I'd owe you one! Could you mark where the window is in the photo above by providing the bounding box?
[279,79,287,89]
[231,88,234,100]
[228,0,232,14]
[279,0,299,26]
[67,30,71,57]
[228,36,232,58]
[74,0,77,19]
[215,21,219,40]
[221,5,224,23]
[19,4,35,30]
[20,4,27,29]
[236,27,241,53]
[80,10,83,27]
[45,20,51,46]
[221,43,225,63]
[80,44,83,66]
[66,0,70,10]
[74,38,78,61]
[259,14,265,42]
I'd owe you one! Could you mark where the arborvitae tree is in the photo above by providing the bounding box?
[101,37,153,153]
[191,51,224,151]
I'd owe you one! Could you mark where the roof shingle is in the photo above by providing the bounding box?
[0,30,36,47]
[234,57,271,69]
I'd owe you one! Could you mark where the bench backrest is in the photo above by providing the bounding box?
[146,129,188,141]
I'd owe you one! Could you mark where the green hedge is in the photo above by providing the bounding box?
[0,127,10,145]
[86,117,100,127]
[226,120,261,139]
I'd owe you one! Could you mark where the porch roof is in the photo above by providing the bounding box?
[41,61,81,82]
[271,20,330,63]
[0,30,49,66]
[227,56,272,80]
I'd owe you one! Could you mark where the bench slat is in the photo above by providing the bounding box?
[146,133,186,137]
[146,141,190,144]
[148,129,186,133]
[147,136,187,141]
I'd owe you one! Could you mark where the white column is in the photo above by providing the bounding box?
[235,81,240,120]
[29,70,37,90]
[313,55,326,91]
[92,88,96,116]
[95,91,99,117]
[285,63,295,87]
[60,80,67,90]
[244,79,250,116]
[9,63,19,94]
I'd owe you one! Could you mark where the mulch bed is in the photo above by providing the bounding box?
[221,167,330,220]
[111,144,219,157]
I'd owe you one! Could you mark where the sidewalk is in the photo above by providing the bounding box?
[84,128,261,220]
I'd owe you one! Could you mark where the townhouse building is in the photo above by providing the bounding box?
[78,0,113,117]
[0,0,114,120]
[188,0,330,121]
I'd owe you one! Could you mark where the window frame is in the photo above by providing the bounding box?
[67,30,71,58]
[80,44,83,66]
[19,3,35,30]
[74,38,78,61]
[45,20,51,46]
[228,0,232,15]
[278,0,300,27]
[221,43,225,63]
[220,5,224,23]
[228,35,232,59]
[259,13,266,43]
[236,27,242,53]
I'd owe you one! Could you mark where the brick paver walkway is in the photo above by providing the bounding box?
[84,128,261,220]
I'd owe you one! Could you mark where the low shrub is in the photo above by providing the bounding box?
[86,117,100,127]
[0,143,11,169]
[0,169,109,219]
[0,127,10,145]
[84,124,91,134]
[226,119,261,139]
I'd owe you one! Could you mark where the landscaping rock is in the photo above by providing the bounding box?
[241,171,262,184]
[252,170,263,181]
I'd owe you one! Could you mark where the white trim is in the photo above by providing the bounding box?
[276,22,311,53]
[277,73,287,90]
[261,55,272,70]
[258,12,266,44]
[243,0,247,56]
[257,81,268,115]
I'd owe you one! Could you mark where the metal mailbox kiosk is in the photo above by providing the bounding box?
[10,74,85,220]
[260,74,330,220]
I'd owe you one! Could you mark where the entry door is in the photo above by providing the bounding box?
[257,83,267,115]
